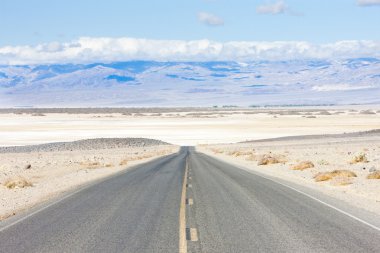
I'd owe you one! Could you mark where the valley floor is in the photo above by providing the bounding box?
[0,106,379,146]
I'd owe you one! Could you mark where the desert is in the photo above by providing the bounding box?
[1,107,379,221]
[2,2,380,251]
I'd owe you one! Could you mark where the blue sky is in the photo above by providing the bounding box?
[1,0,380,46]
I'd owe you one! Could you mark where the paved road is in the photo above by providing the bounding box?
[0,147,379,253]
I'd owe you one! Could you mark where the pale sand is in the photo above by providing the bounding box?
[198,136,380,214]
[0,108,379,146]
[0,145,178,220]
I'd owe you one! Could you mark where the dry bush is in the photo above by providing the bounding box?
[291,161,314,171]
[81,161,115,169]
[119,152,161,165]
[350,153,369,164]
[367,171,380,179]
[80,161,102,169]
[119,159,129,166]
[126,153,154,161]
[314,170,357,182]
[227,150,252,157]
[4,178,33,189]
[258,155,280,166]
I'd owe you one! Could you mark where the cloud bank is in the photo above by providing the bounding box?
[1,37,380,65]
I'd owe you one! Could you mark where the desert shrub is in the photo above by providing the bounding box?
[119,159,129,166]
[80,161,102,169]
[350,153,369,164]
[367,171,380,179]
[258,155,279,166]
[4,178,33,189]
[227,150,252,157]
[291,161,314,170]
[314,170,357,182]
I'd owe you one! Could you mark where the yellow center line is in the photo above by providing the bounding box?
[179,156,189,253]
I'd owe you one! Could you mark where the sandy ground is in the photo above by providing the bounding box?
[0,107,380,146]
[198,135,380,214]
[0,145,178,221]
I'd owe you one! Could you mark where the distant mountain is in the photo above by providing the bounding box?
[0,59,379,107]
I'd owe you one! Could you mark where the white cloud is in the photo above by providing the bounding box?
[357,0,380,6]
[198,12,224,26]
[1,37,380,65]
[256,1,287,14]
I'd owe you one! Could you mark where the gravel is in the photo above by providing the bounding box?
[0,138,170,153]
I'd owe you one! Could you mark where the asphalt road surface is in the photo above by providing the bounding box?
[0,147,379,253]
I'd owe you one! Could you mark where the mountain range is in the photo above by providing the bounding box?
[0,58,379,107]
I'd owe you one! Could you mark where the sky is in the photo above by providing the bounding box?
[1,0,380,64]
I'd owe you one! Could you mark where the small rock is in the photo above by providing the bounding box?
[24,164,32,170]
[369,166,377,173]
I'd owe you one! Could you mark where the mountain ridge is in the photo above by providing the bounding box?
[0,59,379,107]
